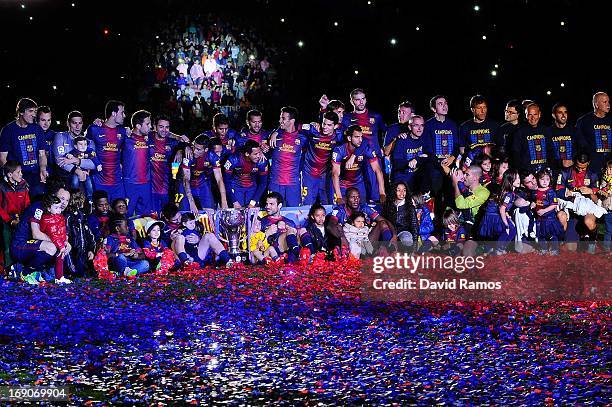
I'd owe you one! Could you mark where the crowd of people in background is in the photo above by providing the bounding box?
[143,16,276,135]
[0,87,611,285]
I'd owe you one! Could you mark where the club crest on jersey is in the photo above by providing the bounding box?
[357,155,364,161]
[57,146,65,155]
[34,208,43,220]
[183,158,190,166]
[224,160,232,170]
[295,139,301,145]
[584,179,590,186]
[369,118,375,124]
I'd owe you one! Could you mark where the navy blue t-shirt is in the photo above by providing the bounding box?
[512,124,552,172]
[423,117,461,161]
[0,121,45,173]
[459,118,499,153]
[545,124,575,167]
[13,201,43,242]
[575,112,612,172]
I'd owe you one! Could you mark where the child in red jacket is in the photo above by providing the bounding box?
[0,160,30,269]
[39,195,72,284]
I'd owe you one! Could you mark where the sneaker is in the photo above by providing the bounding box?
[8,263,22,281]
[20,271,40,285]
[587,243,596,254]
[55,276,72,284]
[123,268,138,277]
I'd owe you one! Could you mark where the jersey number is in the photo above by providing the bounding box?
[174,193,184,204]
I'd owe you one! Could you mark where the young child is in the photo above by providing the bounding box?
[343,212,374,258]
[111,198,138,240]
[66,136,102,202]
[412,192,438,253]
[0,161,30,270]
[534,170,564,255]
[249,217,278,264]
[39,195,72,284]
[88,190,111,241]
[598,160,612,250]
[104,216,149,277]
[475,153,493,187]
[300,204,329,256]
[142,220,176,273]
[65,190,96,277]
[489,156,509,195]
[179,212,202,265]
[177,211,232,267]
[442,208,466,256]
[479,169,520,254]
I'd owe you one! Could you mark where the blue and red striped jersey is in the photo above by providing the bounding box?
[86,124,126,186]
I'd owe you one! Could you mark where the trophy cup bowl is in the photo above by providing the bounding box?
[218,208,247,262]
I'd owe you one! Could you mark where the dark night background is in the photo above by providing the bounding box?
[0,0,609,131]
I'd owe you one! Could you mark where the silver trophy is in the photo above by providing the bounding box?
[218,208,248,262]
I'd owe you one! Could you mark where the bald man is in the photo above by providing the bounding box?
[575,92,611,172]
[512,103,554,173]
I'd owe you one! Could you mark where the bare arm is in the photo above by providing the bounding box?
[38,150,48,181]
[213,167,228,208]
[0,152,7,167]
[182,169,199,213]
[332,163,342,204]
[31,222,51,242]
[370,159,386,200]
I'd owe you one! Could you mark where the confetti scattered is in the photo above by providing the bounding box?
[0,255,608,404]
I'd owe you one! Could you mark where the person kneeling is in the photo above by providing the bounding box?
[104,216,149,277]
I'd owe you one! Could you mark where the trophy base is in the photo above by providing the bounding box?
[228,251,249,263]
